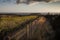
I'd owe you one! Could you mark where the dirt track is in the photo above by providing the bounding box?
[4,16,55,40]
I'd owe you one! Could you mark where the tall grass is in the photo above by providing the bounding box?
[0,15,37,32]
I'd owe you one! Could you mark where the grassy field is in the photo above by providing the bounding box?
[0,15,38,32]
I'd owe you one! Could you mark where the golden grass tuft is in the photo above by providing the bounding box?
[0,15,37,32]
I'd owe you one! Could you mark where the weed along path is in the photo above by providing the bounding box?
[3,15,39,40]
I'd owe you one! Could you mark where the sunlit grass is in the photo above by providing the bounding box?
[0,15,37,32]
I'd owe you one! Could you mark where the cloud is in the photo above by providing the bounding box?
[0,0,60,13]
[49,0,60,3]
[0,2,60,13]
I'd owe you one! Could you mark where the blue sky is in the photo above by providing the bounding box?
[0,0,16,4]
[0,0,60,13]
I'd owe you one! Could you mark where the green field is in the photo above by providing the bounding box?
[0,15,38,32]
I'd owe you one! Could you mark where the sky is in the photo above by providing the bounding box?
[0,0,60,13]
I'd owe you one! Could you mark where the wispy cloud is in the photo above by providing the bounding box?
[0,0,60,13]
[0,1,60,13]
